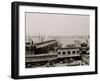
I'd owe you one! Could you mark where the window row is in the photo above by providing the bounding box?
[58,50,79,55]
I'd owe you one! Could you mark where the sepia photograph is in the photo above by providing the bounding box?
[25,12,90,68]
[11,2,97,79]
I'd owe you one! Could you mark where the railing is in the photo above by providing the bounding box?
[58,54,80,58]
[26,53,57,62]
[26,57,57,62]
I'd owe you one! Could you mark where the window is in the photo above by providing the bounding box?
[77,51,79,53]
[82,51,86,54]
[67,51,71,54]
[62,51,66,54]
[72,51,75,54]
[58,52,61,54]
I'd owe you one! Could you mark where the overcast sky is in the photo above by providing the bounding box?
[26,12,89,36]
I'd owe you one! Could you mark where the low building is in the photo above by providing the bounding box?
[57,47,80,58]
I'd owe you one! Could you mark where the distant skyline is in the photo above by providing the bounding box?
[26,12,89,37]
